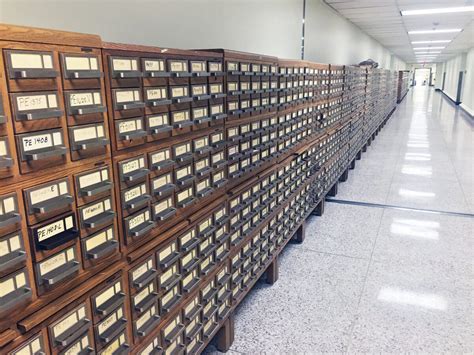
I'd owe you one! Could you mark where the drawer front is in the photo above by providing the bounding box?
[0,192,21,235]
[0,230,26,276]
[0,267,33,314]
[74,165,113,206]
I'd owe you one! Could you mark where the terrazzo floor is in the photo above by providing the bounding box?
[204,87,473,354]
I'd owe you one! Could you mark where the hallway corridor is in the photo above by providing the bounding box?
[205,87,474,354]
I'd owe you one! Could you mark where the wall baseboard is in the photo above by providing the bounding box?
[440,90,461,105]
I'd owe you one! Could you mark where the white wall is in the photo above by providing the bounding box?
[304,0,404,69]
[442,53,467,103]
[460,48,474,115]
[0,0,304,59]
[0,0,405,69]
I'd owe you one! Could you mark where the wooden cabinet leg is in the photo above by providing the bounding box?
[328,182,338,197]
[350,159,356,170]
[216,312,235,352]
[265,256,278,285]
[339,169,349,182]
[293,220,306,244]
[312,199,325,216]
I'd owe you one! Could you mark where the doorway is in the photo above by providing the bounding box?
[414,68,431,86]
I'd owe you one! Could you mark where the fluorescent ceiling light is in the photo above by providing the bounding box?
[411,40,451,44]
[401,6,474,16]
[409,29,462,34]
[414,51,442,54]
[413,46,445,50]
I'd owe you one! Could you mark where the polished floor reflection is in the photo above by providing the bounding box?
[204,87,473,354]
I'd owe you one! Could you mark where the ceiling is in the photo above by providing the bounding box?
[323,0,474,64]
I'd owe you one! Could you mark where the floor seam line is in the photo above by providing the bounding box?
[298,246,369,261]
[325,198,474,218]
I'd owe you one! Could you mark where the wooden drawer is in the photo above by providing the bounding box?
[0,192,21,236]
[81,224,119,268]
[23,177,74,225]
[60,52,103,90]
[131,279,158,319]
[77,197,115,237]
[152,196,176,224]
[129,255,157,294]
[74,165,113,206]
[121,181,151,217]
[0,267,33,315]
[0,230,26,277]
[47,302,92,353]
[117,154,149,189]
[3,49,59,92]
[145,112,172,142]
[108,56,142,88]
[5,330,48,355]
[91,274,126,324]
[15,128,68,174]
[123,207,155,242]
[64,89,106,126]
[114,116,147,150]
[111,88,145,119]
[0,136,14,179]
[34,244,80,295]
[132,302,160,341]
[68,122,109,160]
[97,330,130,354]
[94,304,127,350]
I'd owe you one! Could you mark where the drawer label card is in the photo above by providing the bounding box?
[154,198,173,215]
[146,87,167,100]
[172,110,190,123]
[0,270,27,298]
[77,167,109,190]
[68,92,101,107]
[98,306,124,335]
[21,130,63,152]
[37,215,74,242]
[148,113,169,128]
[85,226,115,252]
[124,183,148,203]
[118,118,143,134]
[64,55,98,71]
[82,199,112,221]
[112,58,138,71]
[39,247,75,276]
[132,258,154,282]
[115,89,141,103]
[169,60,188,72]
[28,179,69,206]
[191,61,206,72]
[121,157,145,175]
[9,51,53,69]
[16,93,58,112]
[72,123,105,142]
[52,304,86,339]
[128,209,150,230]
[144,59,165,72]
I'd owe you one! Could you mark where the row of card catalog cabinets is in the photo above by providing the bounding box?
[4,151,319,354]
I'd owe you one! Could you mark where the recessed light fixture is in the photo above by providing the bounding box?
[414,51,442,54]
[411,40,451,44]
[401,6,474,16]
[409,29,462,34]
[413,46,445,50]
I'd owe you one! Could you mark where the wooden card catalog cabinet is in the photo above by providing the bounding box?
[4,50,58,90]
[0,137,14,179]
[0,231,26,276]
[23,178,73,224]
[124,207,155,241]
[35,246,80,293]
[94,304,127,348]
[61,53,102,87]
[133,303,160,339]
[16,129,67,173]
[10,91,64,133]
[78,197,115,236]
[47,303,91,350]
[81,225,118,266]
[0,193,21,235]
[0,268,32,314]
[7,332,47,355]
[64,90,106,125]
[74,166,113,206]
[29,212,78,255]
